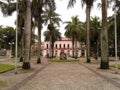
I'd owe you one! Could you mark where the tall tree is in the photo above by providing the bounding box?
[100,0,109,69]
[0,26,16,50]
[90,16,101,59]
[44,26,61,57]
[22,0,31,69]
[32,0,56,63]
[43,8,62,58]
[68,0,95,62]
[0,0,26,62]
[64,16,82,58]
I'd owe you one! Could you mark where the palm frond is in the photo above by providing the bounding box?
[0,0,16,16]
[67,0,76,9]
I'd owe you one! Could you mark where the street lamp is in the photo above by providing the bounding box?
[15,0,19,74]
[9,41,14,58]
[114,7,118,74]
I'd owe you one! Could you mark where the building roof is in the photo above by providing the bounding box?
[60,37,71,41]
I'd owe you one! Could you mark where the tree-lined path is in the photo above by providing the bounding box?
[1,58,119,90]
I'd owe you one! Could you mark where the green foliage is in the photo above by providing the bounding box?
[90,16,101,57]
[0,0,16,16]
[68,0,95,9]
[43,8,62,26]
[44,25,61,42]
[108,12,120,57]
[0,26,15,50]
[44,25,61,57]
[48,58,79,62]
[64,16,84,41]
[64,16,85,58]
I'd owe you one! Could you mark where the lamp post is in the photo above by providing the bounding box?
[9,41,14,58]
[15,0,18,74]
[114,8,118,74]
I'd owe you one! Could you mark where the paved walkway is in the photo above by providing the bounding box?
[0,57,120,90]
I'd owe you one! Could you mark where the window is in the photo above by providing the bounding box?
[56,44,57,48]
[64,44,65,48]
[68,44,69,48]
[59,44,61,48]
[47,44,48,49]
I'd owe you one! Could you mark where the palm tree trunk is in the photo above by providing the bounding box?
[86,5,91,63]
[72,37,75,58]
[20,30,24,62]
[118,37,120,59]
[94,42,98,60]
[75,37,77,59]
[100,0,109,69]
[51,42,54,58]
[20,24,25,62]
[22,0,31,69]
[37,17,42,63]
[96,41,99,59]
[49,35,52,58]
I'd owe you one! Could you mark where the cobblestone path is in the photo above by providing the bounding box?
[1,57,120,90]
[14,62,120,90]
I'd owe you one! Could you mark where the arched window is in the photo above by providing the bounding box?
[68,44,69,48]
[56,44,57,48]
[64,44,65,48]
[47,44,48,49]
[59,44,61,48]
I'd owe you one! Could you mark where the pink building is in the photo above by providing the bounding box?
[42,37,86,57]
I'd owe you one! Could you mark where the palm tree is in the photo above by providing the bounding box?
[0,0,16,16]
[0,0,56,65]
[90,16,101,59]
[43,8,61,26]
[17,0,26,62]
[112,0,120,11]
[22,0,31,69]
[32,0,56,63]
[0,0,26,62]
[100,0,109,69]
[68,0,95,62]
[44,26,61,57]
[64,16,82,58]
[43,8,62,58]
[0,0,32,69]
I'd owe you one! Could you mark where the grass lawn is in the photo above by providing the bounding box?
[48,58,79,62]
[0,63,15,73]
[110,64,120,69]
[7,58,18,60]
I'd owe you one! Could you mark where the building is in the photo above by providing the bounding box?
[31,37,86,57]
[32,37,86,57]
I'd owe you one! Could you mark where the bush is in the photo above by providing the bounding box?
[48,58,79,62]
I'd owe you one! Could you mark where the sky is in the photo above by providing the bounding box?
[0,0,114,41]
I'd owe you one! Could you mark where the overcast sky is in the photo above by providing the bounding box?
[0,0,114,41]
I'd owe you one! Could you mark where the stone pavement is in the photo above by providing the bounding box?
[0,57,120,90]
